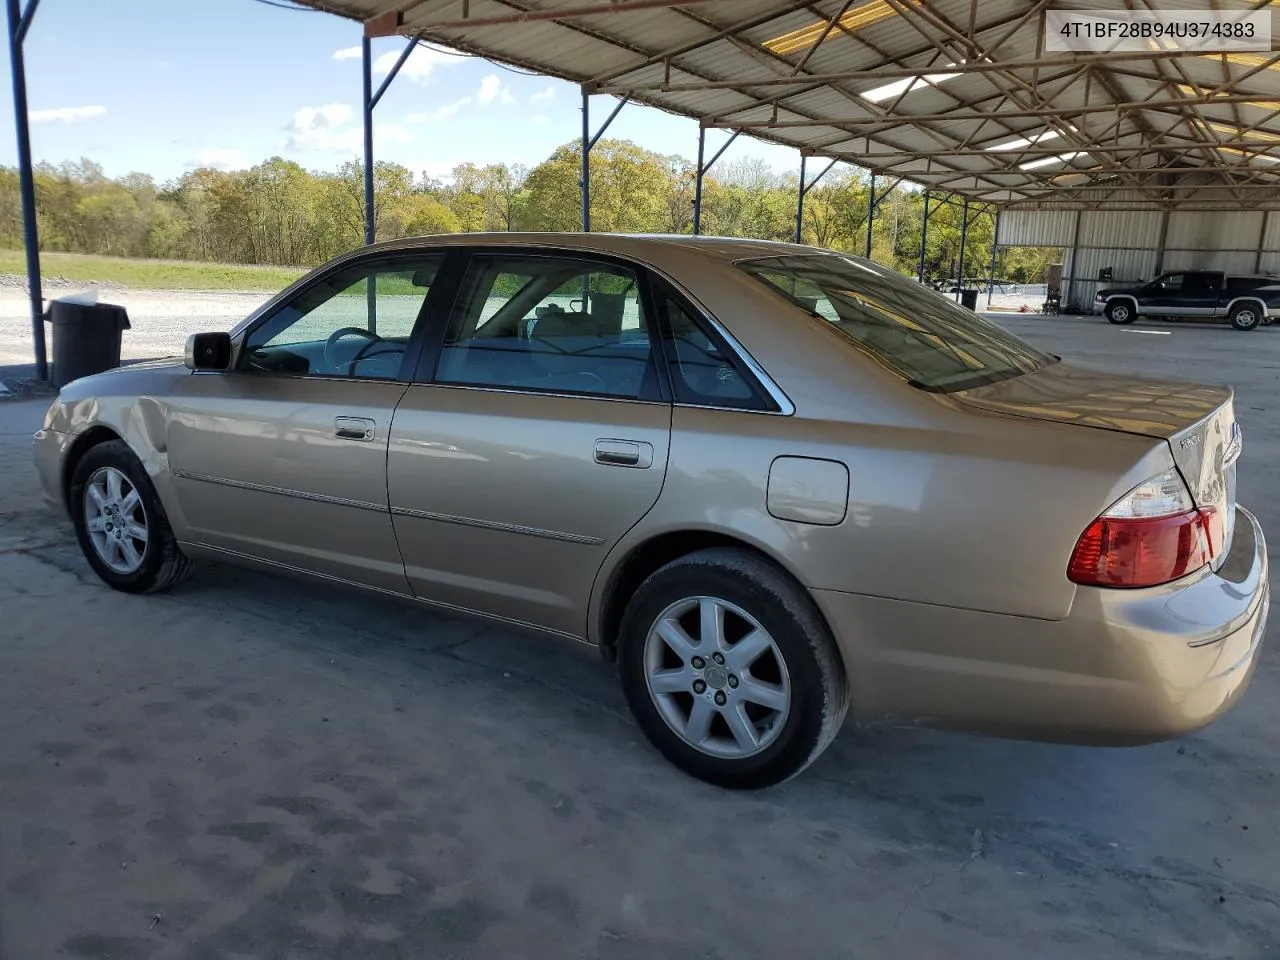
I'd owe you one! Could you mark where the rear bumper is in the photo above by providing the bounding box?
[813,505,1268,744]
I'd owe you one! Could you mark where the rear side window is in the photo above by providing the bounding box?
[652,285,770,411]
[737,254,1053,393]
[1227,276,1265,292]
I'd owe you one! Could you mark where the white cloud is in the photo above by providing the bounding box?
[333,41,464,83]
[285,103,356,150]
[530,114,549,125]
[406,97,473,123]
[189,148,248,171]
[477,74,515,106]
[530,85,556,105]
[376,45,463,83]
[284,102,410,153]
[30,105,106,124]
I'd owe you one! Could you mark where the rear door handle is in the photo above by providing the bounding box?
[594,439,653,469]
[334,416,376,442]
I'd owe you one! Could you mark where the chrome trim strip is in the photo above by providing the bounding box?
[389,505,604,545]
[416,381,667,407]
[172,470,388,513]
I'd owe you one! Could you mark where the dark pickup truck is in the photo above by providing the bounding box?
[1095,270,1280,331]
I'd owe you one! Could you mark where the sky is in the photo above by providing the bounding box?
[0,0,801,183]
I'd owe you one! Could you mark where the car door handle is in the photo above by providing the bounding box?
[334,416,376,442]
[594,439,653,469]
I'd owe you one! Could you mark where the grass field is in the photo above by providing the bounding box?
[0,250,307,291]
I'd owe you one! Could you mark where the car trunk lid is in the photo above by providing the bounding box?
[954,362,1241,566]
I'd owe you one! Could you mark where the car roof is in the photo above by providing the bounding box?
[361,232,819,264]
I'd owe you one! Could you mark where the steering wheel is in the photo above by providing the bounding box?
[324,327,381,372]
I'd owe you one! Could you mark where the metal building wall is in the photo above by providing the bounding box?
[997,208,1280,311]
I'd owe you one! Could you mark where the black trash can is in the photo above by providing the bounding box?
[960,288,979,310]
[47,299,131,389]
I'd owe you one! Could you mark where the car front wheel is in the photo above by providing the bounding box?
[617,548,848,789]
[69,440,191,593]
[1230,303,1263,331]
[1105,301,1135,324]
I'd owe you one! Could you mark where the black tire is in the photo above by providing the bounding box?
[1104,300,1135,325]
[69,440,191,593]
[617,548,848,789]
[1230,303,1263,331]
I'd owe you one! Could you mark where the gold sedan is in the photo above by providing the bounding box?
[33,234,1268,788]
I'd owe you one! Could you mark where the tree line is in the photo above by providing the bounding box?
[0,140,1056,284]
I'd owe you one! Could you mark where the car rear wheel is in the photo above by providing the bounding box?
[1230,303,1263,331]
[1105,301,1135,324]
[617,548,848,789]
[70,440,191,593]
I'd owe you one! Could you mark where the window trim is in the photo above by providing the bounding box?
[648,276,780,414]
[413,247,672,405]
[233,250,460,384]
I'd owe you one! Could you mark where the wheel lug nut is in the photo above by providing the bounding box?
[728,675,738,688]
[693,680,706,694]
[691,656,705,670]
[714,691,727,706]
[712,653,725,665]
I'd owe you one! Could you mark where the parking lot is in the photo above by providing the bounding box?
[2,311,1278,959]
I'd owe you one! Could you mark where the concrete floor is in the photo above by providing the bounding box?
[2,314,1279,959]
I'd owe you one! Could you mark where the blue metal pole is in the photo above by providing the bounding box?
[692,127,705,235]
[917,191,930,282]
[795,155,806,244]
[864,173,876,259]
[7,0,45,379]
[362,35,375,246]
[988,209,1000,308]
[581,90,590,232]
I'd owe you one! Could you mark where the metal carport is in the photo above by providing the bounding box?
[9,0,1280,376]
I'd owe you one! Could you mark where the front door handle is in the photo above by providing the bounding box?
[334,416,376,442]
[594,438,653,469]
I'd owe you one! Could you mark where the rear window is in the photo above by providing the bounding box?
[737,254,1055,393]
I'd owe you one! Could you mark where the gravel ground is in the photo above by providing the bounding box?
[1,308,1279,958]
[0,286,271,380]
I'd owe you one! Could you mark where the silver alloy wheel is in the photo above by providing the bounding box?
[84,466,148,575]
[1235,308,1259,328]
[1111,304,1130,322]
[643,596,791,759]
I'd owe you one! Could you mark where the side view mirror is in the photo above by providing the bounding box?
[185,332,232,371]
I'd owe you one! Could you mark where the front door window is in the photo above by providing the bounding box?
[242,256,445,380]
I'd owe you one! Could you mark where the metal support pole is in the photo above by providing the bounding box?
[581,90,590,232]
[692,128,738,236]
[1066,208,1083,308]
[579,92,630,234]
[362,36,375,246]
[955,198,969,303]
[795,155,806,244]
[987,209,1000,309]
[7,0,45,379]
[917,191,930,282]
[692,127,705,236]
[1153,208,1170,276]
[1255,211,1269,274]
[864,173,876,259]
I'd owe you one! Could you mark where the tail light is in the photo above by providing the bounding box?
[1068,469,1217,588]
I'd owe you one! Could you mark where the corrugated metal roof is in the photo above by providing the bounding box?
[288,0,1280,209]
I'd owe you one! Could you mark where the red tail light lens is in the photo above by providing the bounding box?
[1068,510,1215,588]
[1067,469,1216,588]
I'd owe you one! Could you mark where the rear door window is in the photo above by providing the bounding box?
[432,255,659,400]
